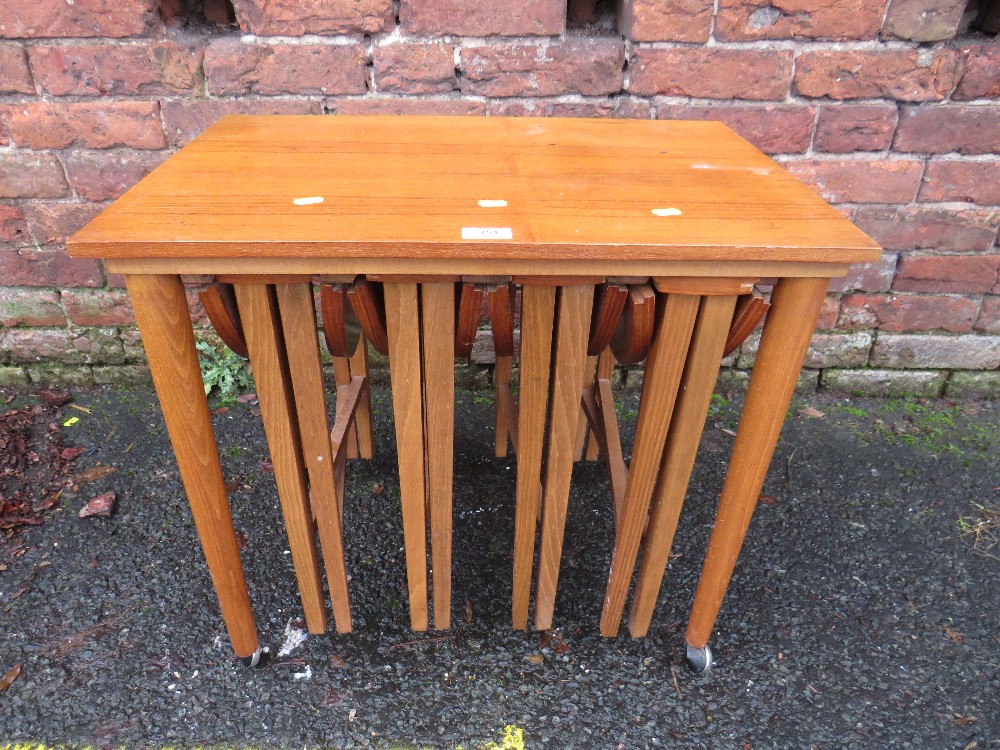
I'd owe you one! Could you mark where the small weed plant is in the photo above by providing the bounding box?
[196,339,253,404]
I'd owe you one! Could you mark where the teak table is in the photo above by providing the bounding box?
[68,115,881,669]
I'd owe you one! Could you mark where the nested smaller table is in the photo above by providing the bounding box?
[68,115,880,667]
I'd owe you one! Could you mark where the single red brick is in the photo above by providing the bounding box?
[22,202,105,246]
[0,205,28,243]
[827,252,898,293]
[0,0,156,38]
[205,40,366,96]
[881,0,966,41]
[854,206,1000,252]
[62,289,135,326]
[400,0,564,36]
[232,0,393,35]
[715,0,886,41]
[794,50,960,101]
[814,105,898,153]
[375,43,455,95]
[1,102,166,150]
[894,106,1000,155]
[30,41,205,96]
[0,44,33,93]
[489,98,652,119]
[919,160,1000,205]
[161,99,320,147]
[893,254,1000,293]
[657,104,815,154]
[0,154,69,198]
[784,158,924,203]
[953,45,1000,101]
[326,98,487,116]
[460,40,625,97]
[976,296,1000,333]
[0,246,104,287]
[619,0,713,42]
[817,295,840,330]
[0,289,65,327]
[871,333,1000,369]
[839,292,978,332]
[63,150,170,202]
[630,48,793,100]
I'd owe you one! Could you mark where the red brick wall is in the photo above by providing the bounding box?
[1,0,998,396]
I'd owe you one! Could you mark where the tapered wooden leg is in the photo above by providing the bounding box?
[421,283,455,630]
[384,282,429,631]
[126,274,259,659]
[332,357,360,459]
[495,355,513,457]
[534,285,595,631]
[574,355,598,461]
[628,294,738,637]
[600,293,700,637]
[351,338,374,460]
[588,349,616,463]
[512,285,556,630]
[686,277,829,653]
[275,283,352,634]
[235,283,327,634]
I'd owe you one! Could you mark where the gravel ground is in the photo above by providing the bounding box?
[0,385,997,749]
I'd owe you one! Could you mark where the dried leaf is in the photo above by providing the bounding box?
[538,631,552,648]
[552,631,569,655]
[260,460,274,473]
[210,406,230,416]
[78,492,117,518]
[236,393,258,404]
[953,714,978,726]
[235,530,248,551]
[0,664,22,691]
[73,465,117,483]
[0,516,43,529]
[759,494,778,506]
[224,480,240,495]
[60,446,85,461]
[942,624,965,645]
[68,404,91,414]
[798,406,825,419]
[38,388,71,407]
[329,654,346,669]
[523,653,544,665]
[465,600,473,625]
[371,483,385,495]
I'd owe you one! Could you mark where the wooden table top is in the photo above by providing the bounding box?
[69,115,880,272]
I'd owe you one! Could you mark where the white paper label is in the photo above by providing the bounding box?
[462,227,513,240]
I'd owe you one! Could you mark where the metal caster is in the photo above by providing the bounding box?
[239,646,270,668]
[686,643,713,674]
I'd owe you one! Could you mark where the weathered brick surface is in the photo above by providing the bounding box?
[0,205,28,243]
[814,105,898,153]
[0,44,33,94]
[871,333,1000,369]
[0,289,65,327]
[161,99,320,147]
[817,296,840,330]
[739,331,873,368]
[232,0,393,35]
[460,41,624,97]
[490,99,652,119]
[0,0,156,38]
[630,49,793,99]
[0,367,29,386]
[893,254,1000,294]
[953,45,1000,101]
[0,247,104,288]
[854,206,1000,252]
[794,50,960,101]
[881,0,966,42]
[0,155,69,199]
[839,293,979,332]
[0,327,124,365]
[62,289,135,326]
[784,158,923,203]
[64,150,171,202]
[822,368,947,397]
[945,371,1000,399]
[1,102,166,150]
[976,296,1000,333]
[375,44,455,95]
[619,0,714,42]
[894,106,1000,155]
[205,40,366,96]
[327,98,487,116]
[657,105,814,154]
[827,253,898,294]
[715,0,886,41]
[22,203,104,247]
[30,41,205,96]
[92,365,153,386]
[919,160,1000,205]
[401,0,564,36]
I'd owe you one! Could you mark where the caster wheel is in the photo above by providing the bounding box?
[686,643,713,674]
[239,646,271,668]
